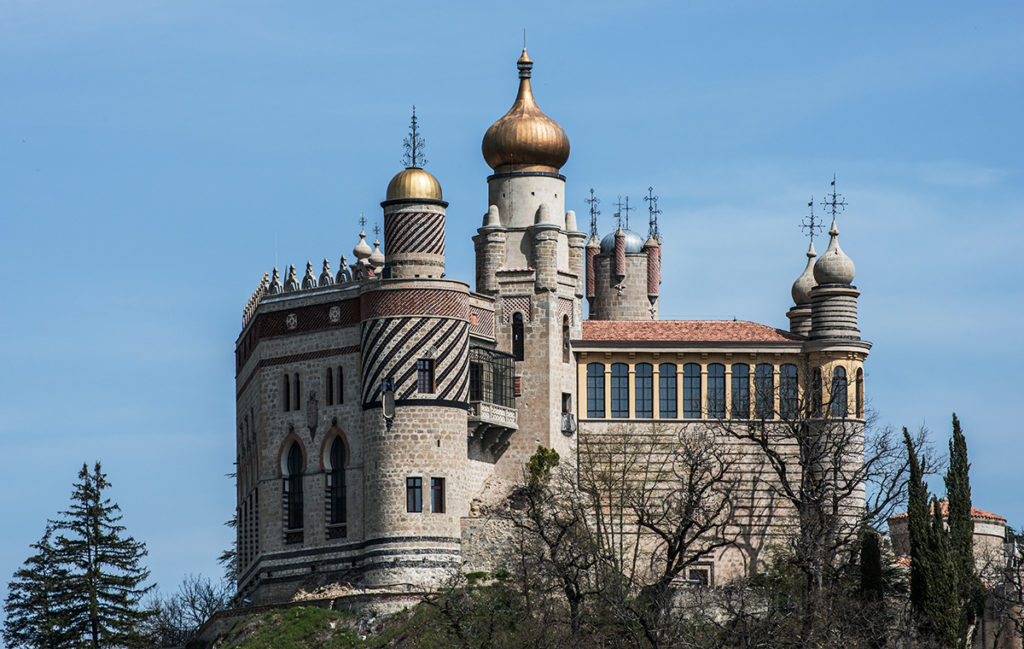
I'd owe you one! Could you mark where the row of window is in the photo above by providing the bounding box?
[282,438,348,544]
[406,477,446,513]
[510,312,573,365]
[585,362,863,420]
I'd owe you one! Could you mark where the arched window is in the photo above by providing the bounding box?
[611,363,629,418]
[328,437,347,536]
[285,443,304,535]
[659,363,677,418]
[325,368,334,406]
[587,363,605,418]
[856,368,864,418]
[780,364,799,420]
[635,363,653,418]
[417,359,435,393]
[283,374,290,412]
[811,368,823,416]
[683,363,701,418]
[562,316,571,364]
[755,364,774,419]
[293,373,301,411]
[337,367,344,404]
[831,366,848,417]
[707,364,725,419]
[731,364,749,419]
[512,312,525,361]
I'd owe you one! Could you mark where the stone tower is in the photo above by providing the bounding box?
[586,225,661,321]
[475,49,583,467]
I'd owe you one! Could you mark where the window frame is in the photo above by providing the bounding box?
[659,363,677,419]
[610,363,629,418]
[731,363,749,419]
[707,363,725,419]
[431,477,445,514]
[683,363,701,418]
[754,363,774,420]
[406,477,423,513]
[635,363,654,419]
[416,359,435,394]
[587,363,605,418]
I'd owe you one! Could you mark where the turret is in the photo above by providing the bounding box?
[786,241,817,337]
[809,219,860,340]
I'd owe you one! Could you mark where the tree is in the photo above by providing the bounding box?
[143,574,233,646]
[860,529,884,602]
[54,462,154,648]
[905,427,931,618]
[2,525,72,649]
[944,413,984,647]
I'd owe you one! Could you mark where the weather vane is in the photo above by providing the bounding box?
[401,106,427,169]
[644,186,661,239]
[820,174,847,222]
[801,197,822,243]
[585,188,600,238]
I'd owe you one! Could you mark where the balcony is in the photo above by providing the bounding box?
[467,346,517,461]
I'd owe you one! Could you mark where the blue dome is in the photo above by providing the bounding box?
[600,229,645,253]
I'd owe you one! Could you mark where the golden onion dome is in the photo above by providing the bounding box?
[385,167,443,202]
[482,49,570,173]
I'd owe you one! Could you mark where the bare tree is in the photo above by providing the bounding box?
[143,574,232,646]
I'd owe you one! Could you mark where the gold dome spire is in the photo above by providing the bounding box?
[385,106,443,202]
[481,49,570,173]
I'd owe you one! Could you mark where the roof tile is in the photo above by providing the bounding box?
[580,320,804,344]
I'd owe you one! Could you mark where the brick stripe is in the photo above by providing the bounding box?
[385,212,446,255]
[647,245,661,296]
[361,288,469,321]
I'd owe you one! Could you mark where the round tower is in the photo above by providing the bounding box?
[588,227,657,320]
[809,220,860,340]
[786,241,817,337]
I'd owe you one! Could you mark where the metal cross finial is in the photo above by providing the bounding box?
[401,105,428,169]
[801,196,823,243]
[621,195,633,230]
[614,195,624,229]
[820,174,847,222]
[373,223,381,238]
[644,186,661,239]
[585,188,600,238]
[359,214,367,230]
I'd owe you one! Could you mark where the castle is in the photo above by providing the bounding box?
[232,49,870,605]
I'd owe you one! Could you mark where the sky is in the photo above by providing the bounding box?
[1,0,1022,619]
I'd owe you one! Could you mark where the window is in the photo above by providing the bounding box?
[337,367,344,404]
[431,478,445,513]
[587,363,605,418]
[811,368,823,416]
[283,374,290,412]
[855,368,864,418]
[512,312,525,361]
[416,359,435,394]
[611,363,629,418]
[780,364,799,419]
[285,443,303,532]
[562,316,571,364]
[683,363,701,418]
[468,346,515,407]
[688,566,712,586]
[707,364,725,419]
[730,364,749,419]
[325,368,334,406]
[831,366,848,417]
[659,363,677,418]
[406,477,423,513]
[328,437,346,526]
[635,363,653,418]
[293,373,301,411]
[755,364,774,419]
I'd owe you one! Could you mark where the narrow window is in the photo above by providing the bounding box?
[587,363,605,418]
[635,363,653,418]
[286,443,303,532]
[325,368,334,406]
[811,368,823,416]
[406,477,423,513]
[337,366,344,404]
[755,364,774,419]
[512,312,525,361]
[780,364,799,419]
[831,366,848,417]
[659,363,677,418]
[707,363,725,419]
[283,374,290,412]
[417,359,435,393]
[329,437,346,526]
[431,478,445,513]
[611,363,629,418]
[731,364,750,419]
[683,363,701,418]
[469,361,483,401]
[293,373,301,411]
[562,316,571,364]
[856,368,864,418]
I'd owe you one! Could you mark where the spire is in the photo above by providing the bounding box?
[791,240,818,305]
[401,106,427,169]
[586,188,600,239]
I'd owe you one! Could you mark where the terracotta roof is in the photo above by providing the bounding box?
[894,554,912,569]
[889,501,1006,522]
[580,320,804,344]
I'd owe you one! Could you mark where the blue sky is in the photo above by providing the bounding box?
[1,0,1021,611]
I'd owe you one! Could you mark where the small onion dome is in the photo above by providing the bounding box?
[813,219,855,285]
[586,234,601,249]
[600,229,645,253]
[385,167,443,201]
[353,230,372,261]
[791,241,818,305]
[369,238,385,268]
[643,235,659,249]
[481,49,570,173]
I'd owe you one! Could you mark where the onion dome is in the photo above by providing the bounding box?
[353,230,372,262]
[600,229,645,253]
[791,241,818,305]
[813,219,855,285]
[369,238,385,269]
[481,49,570,173]
[386,167,443,201]
[586,234,601,249]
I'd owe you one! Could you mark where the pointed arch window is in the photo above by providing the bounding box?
[282,374,291,412]
[855,368,864,418]
[562,316,571,364]
[337,367,344,404]
[755,364,774,419]
[731,364,749,419]
[683,363,701,418]
[635,363,653,418]
[292,373,301,411]
[587,363,605,418]
[512,312,525,361]
[707,364,725,419]
[284,443,304,542]
[610,363,629,418]
[325,368,334,406]
[659,363,677,418]
[811,368,823,416]
[327,436,347,538]
[831,366,848,417]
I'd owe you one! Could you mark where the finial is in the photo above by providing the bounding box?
[801,196,823,244]
[820,174,848,223]
[615,195,633,230]
[517,47,533,79]
[644,186,661,239]
[586,188,600,238]
[373,223,381,239]
[319,258,333,287]
[614,195,623,229]
[269,266,282,294]
[401,106,427,169]
[358,213,367,231]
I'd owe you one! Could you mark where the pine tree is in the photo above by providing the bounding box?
[54,462,154,648]
[2,525,72,649]
[945,413,985,646]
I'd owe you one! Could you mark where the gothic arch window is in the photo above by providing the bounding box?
[337,366,344,404]
[587,363,605,418]
[683,363,701,418]
[659,363,677,418]
[780,364,799,420]
[731,364,750,419]
[512,312,525,361]
[635,363,653,418]
[562,316,571,364]
[283,441,304,543]
[610,363,629,418]
[707,364,725,419]
[326,435,347,538]
[325,368,334,406]
[855,368,864,418]
[292,373,301,411]
[831,366,848,418]
[282,374,291,412]
[755,363,774,420]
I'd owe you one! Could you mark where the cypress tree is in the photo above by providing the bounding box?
[860,528,884,602]
[926,497,959,648]
[2,525,73,649]
[904,428,930,616]
[54,462,154,648]
[944,413,985,646]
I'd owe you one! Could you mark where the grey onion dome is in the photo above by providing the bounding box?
[600,229,645,253]
[813,219,855,285]
[353,230,372,261]
[369,238,385,268]
[791,241,818,305]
